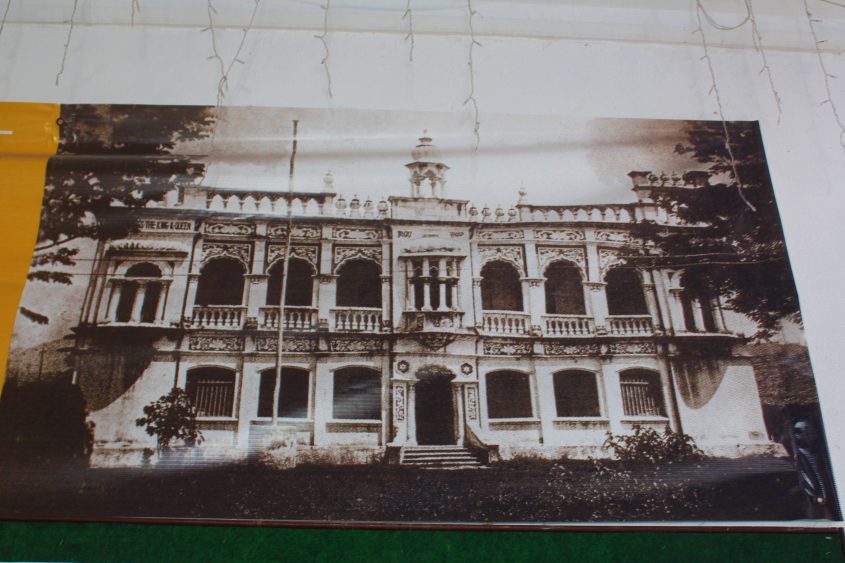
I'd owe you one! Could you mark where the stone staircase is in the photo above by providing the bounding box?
[400,445,485,468]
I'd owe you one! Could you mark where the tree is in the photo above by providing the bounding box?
[22,104,215,324]
[632,120,800,337]
[135,388,203,452]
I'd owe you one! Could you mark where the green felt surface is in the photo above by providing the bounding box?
[0,522,842,562]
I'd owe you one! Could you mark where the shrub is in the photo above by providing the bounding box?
[135,388,203,452]
[603,425,704,464]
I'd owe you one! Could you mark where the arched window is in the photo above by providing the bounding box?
[332,367,381,420]
[485,370,532,419]
[115,262,163,323]
[553,370,600,417]
[544,261,585,315]
[480,261,523,311]
[605,268,648,316]
[336,259,381,308]
[186,367,236,418]
[195,258,246,306]
[266,257,314,307]
[257,367,310,418]
[619,369,665,417]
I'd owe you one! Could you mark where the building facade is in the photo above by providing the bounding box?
[73,136,774,466]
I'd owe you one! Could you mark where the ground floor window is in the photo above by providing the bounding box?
[485,370,533,419]
[553,370,601,417]
[257,367,309,418]
[186,367,236,418]
[619,369,665,417]
[332,367,381,420]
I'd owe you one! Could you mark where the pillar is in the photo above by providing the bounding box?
[130,281,147,323]
[526,278,545,331]
[312,363,333,446]
[105,281,122,322]
[472,277,484,327]
[585,282,609,333]
[667,287,687,333]
[535,371,557,446]
[184,273,201,323]
[711,297,727,332]
[437,258,448,311]
[600,361,625,434]
[641,271,663,333]
[407,382,418,445]
[657,356,681,433]
[691,298,706,333]
[155,281,169,322]
[453,382,465,444]
[422,258,432,311]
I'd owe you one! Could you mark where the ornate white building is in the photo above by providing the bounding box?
[73,136,774,467]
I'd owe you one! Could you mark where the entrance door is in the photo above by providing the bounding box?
[415,377,455,445]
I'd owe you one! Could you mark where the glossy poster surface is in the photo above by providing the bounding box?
[0,103,838,525]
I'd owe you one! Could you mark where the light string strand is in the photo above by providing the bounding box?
[694,0,757,212]
[55,0,79,86]
[463,0,481,150]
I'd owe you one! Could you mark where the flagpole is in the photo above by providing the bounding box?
[272,119,298,425]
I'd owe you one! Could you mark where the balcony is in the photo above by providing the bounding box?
[191,306,246,329]
[331,307,383,333]
[607,315,653,336]
[542,315,594,337]
[480,311,531,335]
[260,306,318,331]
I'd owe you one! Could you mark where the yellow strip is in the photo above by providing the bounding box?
[0,102,60,391]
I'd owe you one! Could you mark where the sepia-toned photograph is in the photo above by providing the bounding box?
[0,103,837,524]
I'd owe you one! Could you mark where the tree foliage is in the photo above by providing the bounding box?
[27,104,215,321]
[633,121,800,337]
[135,388,203,452]
[603,425,704,465]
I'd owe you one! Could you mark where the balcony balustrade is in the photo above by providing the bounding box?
[607,315,653,336]
[260,306,318,331]
[402,310,464,332]
[542,315,594,337]
[191,306,247,329]
[331,307,383,333]
[480,311,531,335]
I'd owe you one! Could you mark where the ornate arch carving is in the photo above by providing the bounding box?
[478,245,525,276]
[599,248,628,279]
[267,244,319,272]
[201,242,251,267]
[333,246,383,273]
[537,247,587,279]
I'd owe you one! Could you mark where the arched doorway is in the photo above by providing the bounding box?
[414,366,456,445]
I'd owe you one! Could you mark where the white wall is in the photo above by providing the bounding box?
[1,0,844,510]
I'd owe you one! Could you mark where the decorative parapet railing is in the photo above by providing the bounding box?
[542,315,595,337]
[331,307,384,333]
[259,306,318,331]
[480,311,531,335]
[607,315,653,336]
[191,305,247,329]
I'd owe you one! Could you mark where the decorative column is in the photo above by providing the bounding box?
[535,371,557,446]
[453,382,465,444]
[472,277,484,327]
[155,281,170,323]
[104,280,122,322]
[526,278,546,332]
[245,274,269,319]
[691,298,706,333]
[381,274,392,329]
[650,269,676,333]
[641,271,663,334]
[184,273,201,324]
[666,288,687,333]
[437,258,448,311]
[585,282,609,334]
[600,360,625,435]
[422,258,432,311]
[656,356,681,433]
[130,281,147,323]
[407,382,418,445]
[711,297,727,332]
[391,381,409,444]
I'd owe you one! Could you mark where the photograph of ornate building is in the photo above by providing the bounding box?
[66,132,777,468]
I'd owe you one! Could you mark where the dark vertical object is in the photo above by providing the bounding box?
[415,377,455,445]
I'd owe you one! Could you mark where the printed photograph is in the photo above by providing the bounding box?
[0,104,838,524]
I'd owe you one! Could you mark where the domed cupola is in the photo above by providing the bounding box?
[405,134,450,199]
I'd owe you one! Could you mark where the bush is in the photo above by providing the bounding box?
[135,388,203,452]
[603,425,703,464]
